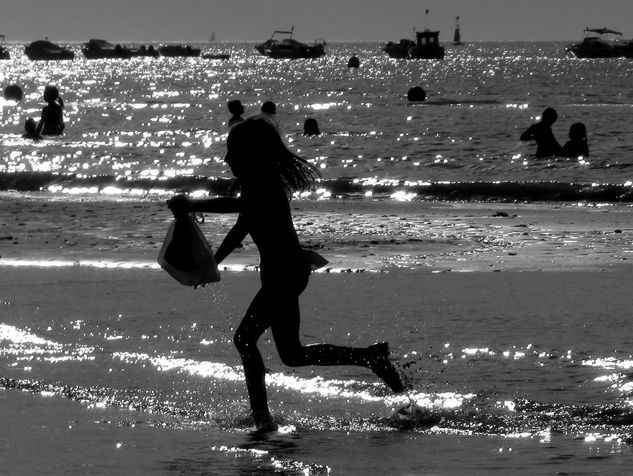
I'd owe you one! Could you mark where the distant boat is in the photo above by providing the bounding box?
[453,16,464,45]
[25,39,74,61]
[384,29,445,59]
[158,44,201,57]
[255,28,326,59]
[0,34,9,60]
[566,27,623,58]
[209,32,216,42]
[128,44,159,58]
[82,39,131,59]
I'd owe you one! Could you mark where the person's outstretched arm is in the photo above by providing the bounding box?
[167,195,241,216]
[214,213,249,264]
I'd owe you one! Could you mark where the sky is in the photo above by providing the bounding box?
[2,0,633,43]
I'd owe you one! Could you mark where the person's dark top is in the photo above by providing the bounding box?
[520,122,562,158]
[38,103,65,136]
[561,139,588,157]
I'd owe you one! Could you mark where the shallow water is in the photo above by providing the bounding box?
[2,267,633,474]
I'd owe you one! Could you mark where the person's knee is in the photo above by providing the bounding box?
[277,347,305,367]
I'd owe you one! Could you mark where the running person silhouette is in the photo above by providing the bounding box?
[168,115,404,430]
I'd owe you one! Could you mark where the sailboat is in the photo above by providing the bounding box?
[453,16,464,45]
[209,32,216,42]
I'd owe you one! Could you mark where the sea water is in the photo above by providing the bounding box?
[1,41,633,474]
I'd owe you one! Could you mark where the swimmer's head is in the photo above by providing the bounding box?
[541,107,558,125]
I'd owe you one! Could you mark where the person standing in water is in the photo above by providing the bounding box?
[227,99,245,128]
[36,85,65,136]
[520,107,562,158]
[168,116,404,430]
[561,122,589,158]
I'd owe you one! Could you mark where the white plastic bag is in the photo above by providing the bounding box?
[157,214,221,287]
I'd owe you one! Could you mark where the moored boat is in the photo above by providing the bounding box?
[566,27,623,58]
[82,39,131,59]
[158,44,201,57]
[0,35,10,60]
[129,44,159,58]
[25,39,74,60]
[384,29,445,59]
[255,29,326,59]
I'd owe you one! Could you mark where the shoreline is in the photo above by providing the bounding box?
[2,192,633,273]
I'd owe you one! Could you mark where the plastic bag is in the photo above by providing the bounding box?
[157,214,221,287]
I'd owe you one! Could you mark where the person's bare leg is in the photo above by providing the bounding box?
[233,289,276,430]
[271,299,404,392]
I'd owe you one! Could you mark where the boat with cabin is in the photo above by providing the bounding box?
[25,39,75,60]
[255,29,326,59]
[566,27,623,58]
[128,44,160,58]
[384,29,445,59]
[0,35,10,60]
[158,44,201,57]
[82,39,132,59]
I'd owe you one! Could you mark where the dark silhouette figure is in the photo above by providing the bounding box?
[167,117,404,431]
[228,99,245,128]
[36,85,65,136]
[520,107,562,158]
[561,122,589,158]
[261,101,276,115]
[303,118,320,135]
[22,118,43,141]
[3,84,23,101]
[347,54,360,68]
[407,86,427,102]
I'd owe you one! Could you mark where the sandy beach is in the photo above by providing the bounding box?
[2,196,633,474]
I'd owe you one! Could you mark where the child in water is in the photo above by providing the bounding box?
[561,122,588,158]
[168,116,404,430]
[36,85,65,136]
[520,107,562,158]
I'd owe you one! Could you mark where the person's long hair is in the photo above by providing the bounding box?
[226,115,320,193]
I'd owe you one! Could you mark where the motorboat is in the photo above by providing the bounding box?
[82,39,131,59]
[384,29,445,59]
[158,44,201,57]
[255,29,326,59]
[566,27,623,58]
[0,35,10,60]
[25,39,75,60]
[129,44,160,58]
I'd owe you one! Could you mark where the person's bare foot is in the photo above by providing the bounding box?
[253,411,278,433]
[368,342,405,393]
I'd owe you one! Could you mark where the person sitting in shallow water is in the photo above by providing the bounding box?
[167,116,404,431]
[36,85,65,136]
[520,107,562,158]
[561,122,588,158]
[22,118,43,141]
